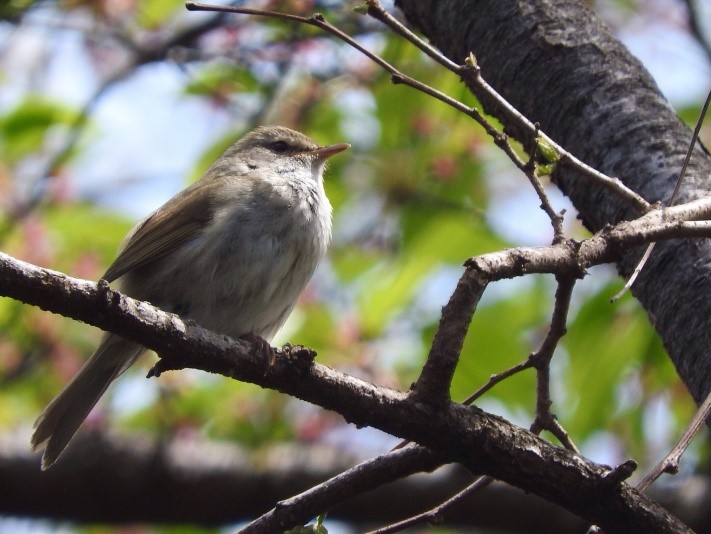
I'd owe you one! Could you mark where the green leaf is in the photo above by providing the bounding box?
[288,514,328,534]
[561,284,670,441]
[352,4,368,15]
[0,97,81,164]
[536,137,559,163]
[451,280,549,408]
[536,162,556,176]
[357,212,507,337]
[42,204,133,272]
[0,0,38,18]
[184,64,261,97]
[135,0,183,29]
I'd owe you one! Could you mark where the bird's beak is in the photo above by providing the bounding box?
[311,143,350,160]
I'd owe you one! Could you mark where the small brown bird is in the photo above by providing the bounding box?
[32,125,349,469]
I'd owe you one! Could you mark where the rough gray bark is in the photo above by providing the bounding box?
[397,0,711,404]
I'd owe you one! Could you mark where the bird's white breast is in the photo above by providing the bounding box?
[148,167,332,342]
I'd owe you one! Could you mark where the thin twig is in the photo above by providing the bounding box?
[462,276,576,411]
[610,242,656,302]
[185,1,650,213]
[403,275,579,459]
[611,86,711,302]
[10,9,231,221]
[238,445,447,533]
[528,276,579,452]
[461,359,533,406]
[636,389,711,492]
[670,87,711,205]
[522,124,566,238]
[362,0,651,213]
[411,269,487,401]
[366,475,494,534]
[363,0,461,72]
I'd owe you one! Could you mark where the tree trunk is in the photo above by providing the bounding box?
[397,0,711,404]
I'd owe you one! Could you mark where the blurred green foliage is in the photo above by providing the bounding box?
[0,0,37,19]
[135,0,184,29]
[0,97,81,164]
[0,0,705,530]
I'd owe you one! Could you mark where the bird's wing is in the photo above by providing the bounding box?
[102,180,221,282]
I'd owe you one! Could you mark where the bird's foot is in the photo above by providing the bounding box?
[239,332,275,367]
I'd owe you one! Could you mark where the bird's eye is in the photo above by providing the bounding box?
[269,140,289,153]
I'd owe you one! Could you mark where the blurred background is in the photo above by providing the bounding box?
[0,0,709,532]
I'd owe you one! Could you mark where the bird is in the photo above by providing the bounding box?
[31,125,349,469]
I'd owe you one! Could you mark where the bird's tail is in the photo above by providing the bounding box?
[31,335,145,470]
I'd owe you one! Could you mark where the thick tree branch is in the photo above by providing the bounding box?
[4,432,710,531]
[411,203,711,403]
[410,269,485,402]
[1,205,709,530]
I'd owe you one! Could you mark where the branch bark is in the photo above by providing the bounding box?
[0,244,695,531]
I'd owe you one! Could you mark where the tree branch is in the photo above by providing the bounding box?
[240,446,445,533]
[1,204,708,530]
[395,0,711,406]
[4,431,709,531]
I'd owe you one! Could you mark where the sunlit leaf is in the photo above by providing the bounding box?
[561,284,679,441]
[135,0,183,29]
[452,279,549,409]
[0,97,80,164]
[184,64,261,97]
[0,0,37,18]
[357,212,507,337]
